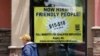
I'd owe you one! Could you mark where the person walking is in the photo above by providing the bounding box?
[20,34,38,56]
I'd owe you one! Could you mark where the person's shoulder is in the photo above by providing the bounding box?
[23,42,37,48]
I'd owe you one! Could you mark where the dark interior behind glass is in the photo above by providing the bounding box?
[30,0,87,56]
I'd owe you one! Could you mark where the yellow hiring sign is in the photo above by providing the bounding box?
[34,7,83,43]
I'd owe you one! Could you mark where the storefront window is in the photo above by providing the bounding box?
[31,0,87,56]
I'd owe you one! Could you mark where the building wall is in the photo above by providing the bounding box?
[95,0,100,26]
[92,0,100,56]
[10,0,96,56]
[11,0,30,46]
[0,30,11,56]
[9,0,30,56]
[87,0,95,56]
[0,0,11,56]
[0,0,11,28]
[87,0,95,48]
[87,0,95,47]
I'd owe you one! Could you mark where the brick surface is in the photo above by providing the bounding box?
[94,38,100,56]
[0,29,11,56]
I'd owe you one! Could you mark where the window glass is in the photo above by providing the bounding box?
[31,0,87,56]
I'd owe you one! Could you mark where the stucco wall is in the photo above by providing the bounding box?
[11,0,30,46]
[9,0,30,56]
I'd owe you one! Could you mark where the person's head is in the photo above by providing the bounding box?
[20,34,31,44]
